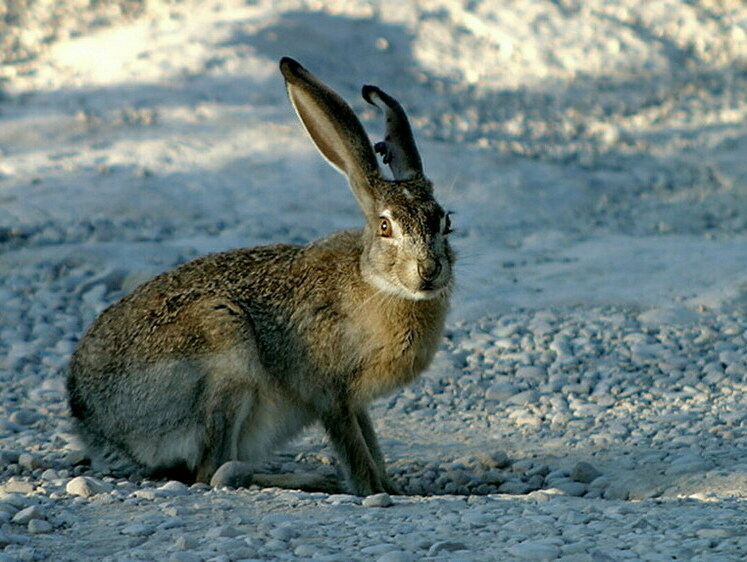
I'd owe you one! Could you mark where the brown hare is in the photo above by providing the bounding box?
[67,58,455,496]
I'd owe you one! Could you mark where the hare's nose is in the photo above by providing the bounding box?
[418,259,442,282]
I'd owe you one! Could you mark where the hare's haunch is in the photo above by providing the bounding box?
[68,58,455,496]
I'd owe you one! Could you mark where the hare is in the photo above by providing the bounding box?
[67,57,455,496]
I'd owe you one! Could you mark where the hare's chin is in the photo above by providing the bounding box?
[366,274,448,301]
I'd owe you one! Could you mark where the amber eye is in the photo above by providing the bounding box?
[379,217,392,237]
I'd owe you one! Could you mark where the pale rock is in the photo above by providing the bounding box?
[508,541,561,560]
[570,462,602,484]
[17,453,45,471]
[12,506,43,525]
[121,523,154,536]
[486,382,519,401]
[205,525,243,538]
[427,541,469,555]
[169,553,203,562]
[27,519,53,534]
[159,480,189,495]
[362,492,393,507]
[66,476,112,497]
[376,551,412,562]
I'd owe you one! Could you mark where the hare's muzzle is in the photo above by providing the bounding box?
[417,258,442,283]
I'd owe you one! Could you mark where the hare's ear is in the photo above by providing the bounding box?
[280,58,381,215]
[362,85,425,186]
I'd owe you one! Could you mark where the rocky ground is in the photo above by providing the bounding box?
[1,0,747,560]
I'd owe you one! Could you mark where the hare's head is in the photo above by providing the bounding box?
[280,58,454,301]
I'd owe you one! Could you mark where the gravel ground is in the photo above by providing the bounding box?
[1,0,747,560]
[0,0,145,65]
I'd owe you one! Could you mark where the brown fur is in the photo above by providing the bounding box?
[67,58,454,496]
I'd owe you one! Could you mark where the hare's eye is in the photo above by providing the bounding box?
[379,217,392,238]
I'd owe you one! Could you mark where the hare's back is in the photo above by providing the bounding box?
[71,244,305,373]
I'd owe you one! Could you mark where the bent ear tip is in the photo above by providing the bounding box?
[279,57,304,80]
[361,85,380,105]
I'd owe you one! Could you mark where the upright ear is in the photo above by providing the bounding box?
[362,85,425,185]
[280,57,381,215]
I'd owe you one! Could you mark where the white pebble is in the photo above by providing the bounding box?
[121,523,154,536]
[508,541,560,560]
[66,476,112,498]
[12,506,43,525]
[362,492,394,508]
[27,519,53,534]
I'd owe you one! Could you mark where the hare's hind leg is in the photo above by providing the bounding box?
[193,372,259,483]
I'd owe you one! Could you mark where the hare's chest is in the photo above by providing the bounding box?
[354,316,444,403]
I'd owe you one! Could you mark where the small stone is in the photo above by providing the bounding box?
[427,541,468,555]
[66,476,112,497]
[18,453,45,471]
[508,541,560,560]
[210,461,253,489]
[269,525,296,541]
[0,451,20,466]
[9,410,41,427]
[570,462,602,484]
[64,449,88,466]
[205,525,243,538]
[481,469,507,485]
[294,545,320,557]
[4,480,35,494]
[0,492,29,509]
[462,511,493,526]
[486,382,518,401]
[696,528,738,539]
[498,481,531,495]
[121,523,154,536]
[133,489,158,500]
[159,480,189,495]
[589,476,610,489]
[376,551,411,562]
[491,451,510,468]
[171,536,199,551]
[515,366,546,382]
[40,469,59,482]
[639,307,697,326]
[27,520,53,534]
[326,494,360,504]
[604,483,630,501]
[551,480,587,497]
[12,506,44,525]
[507,389,540,405]
[264,538,287,550]
[158,518,185,530]
[169,553,203,562]
[362,493,393,507]
[666,453,713,475]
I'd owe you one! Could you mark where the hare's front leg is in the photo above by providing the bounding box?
[356,410,401,495]
[321,403,385,496]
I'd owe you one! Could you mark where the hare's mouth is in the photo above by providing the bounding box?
[409,285,450,301]
[365,270,450,301]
